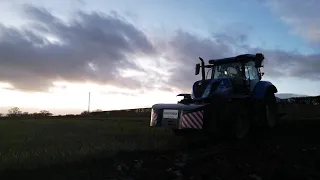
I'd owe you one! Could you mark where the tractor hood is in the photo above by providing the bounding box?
[192,77,233,100]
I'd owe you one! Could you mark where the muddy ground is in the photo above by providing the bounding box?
[1,117,319,180]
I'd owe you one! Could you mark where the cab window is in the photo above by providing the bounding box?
[245,61,258,80]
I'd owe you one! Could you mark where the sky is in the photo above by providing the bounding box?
[0,0,319,115]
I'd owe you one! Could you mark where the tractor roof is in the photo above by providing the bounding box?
[208,53,264,65]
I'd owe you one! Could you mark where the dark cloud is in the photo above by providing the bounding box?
[247,48,320,80]
[162,30,320,93]
[0,5,156,91]
[0,3,319,94]
[162,30,249,92]
[160,1,320,92]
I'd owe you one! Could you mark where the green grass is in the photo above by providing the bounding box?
[0,118,181,170]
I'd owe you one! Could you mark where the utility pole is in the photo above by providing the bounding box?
[88,92,91,112]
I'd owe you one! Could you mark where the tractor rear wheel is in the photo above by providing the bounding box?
[264,93,278,128]
[232,106,251,140]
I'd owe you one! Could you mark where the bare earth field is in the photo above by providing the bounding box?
[0,113,320,180]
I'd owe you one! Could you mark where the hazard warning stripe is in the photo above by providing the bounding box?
[151,111,157,120]
[185,114,201,129]
[180,110,204,129]
[192,112,203,125]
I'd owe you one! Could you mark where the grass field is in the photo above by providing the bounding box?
[0,118,181,171]
[1,113,320,180]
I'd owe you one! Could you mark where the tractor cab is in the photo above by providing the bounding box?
[192,53,265,100]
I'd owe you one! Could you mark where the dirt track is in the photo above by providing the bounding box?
[1,118,320,180]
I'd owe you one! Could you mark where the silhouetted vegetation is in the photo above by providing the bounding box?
[1,107,53,120]
[0,107,152,120]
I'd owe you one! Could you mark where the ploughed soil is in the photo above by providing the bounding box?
[1,118,320,180]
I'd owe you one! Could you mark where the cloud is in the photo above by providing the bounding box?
[1,4,320,94]
[257,49,320,80]
[266,0,320,43]
[161,30,320,92]
[0,5,156,92]
[158,30,249,92]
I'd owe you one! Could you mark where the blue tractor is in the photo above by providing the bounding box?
[150,53,279,140]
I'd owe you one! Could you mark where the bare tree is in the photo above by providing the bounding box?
[81,111,90,115]
[39,110,53,116]
[21,112,29,117]
[7,107,22,117]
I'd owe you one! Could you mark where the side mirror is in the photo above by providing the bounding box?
[195,63,200,75]
[258,72,264,80]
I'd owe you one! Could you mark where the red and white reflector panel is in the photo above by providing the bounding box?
[150,109,158,126]
[152,111,158,121]
[180,110,204,129]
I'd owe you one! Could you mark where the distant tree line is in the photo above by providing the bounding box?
[277,96,320,107]
[2,96,318,120]
[0,107,152,120]
[78,108,151,118]
[0,107,53,118]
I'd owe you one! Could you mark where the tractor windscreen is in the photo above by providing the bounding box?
[213,62,243,79]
